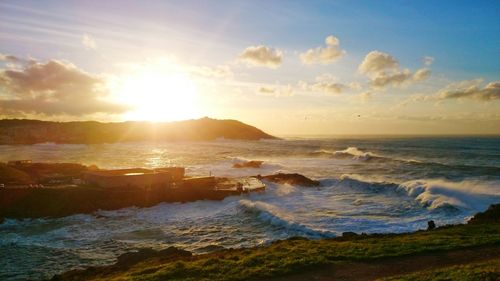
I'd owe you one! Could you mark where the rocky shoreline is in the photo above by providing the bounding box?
[0,161,320,219]
[50,205,500,281]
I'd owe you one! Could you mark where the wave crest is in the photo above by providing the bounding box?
[312,147,381,161]
[397,179,500,211]
[238,200,335,238]
[337,175,500,212]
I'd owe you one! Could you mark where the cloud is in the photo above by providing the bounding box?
[0,59,129,117]
[82,33,97,49]
[437,79,499,101]
[300,35,345,65]
[257,84,293,97]
[413,68,431,81]
[239,45,283,68]
[423,56,434,66]
[358,51,398,74]
[371,69,412,88]
[193,65,233,79]
[0,53,20,63]
[359,91,372,101]
[359,51,431,88]
[348,82,362,91]
[300,74,360,95]
[311,81,346,94]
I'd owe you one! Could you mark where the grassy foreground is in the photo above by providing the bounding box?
[381,259,500,281]
[54,205,500,281]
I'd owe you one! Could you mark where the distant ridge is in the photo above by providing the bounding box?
[0,117,277,144]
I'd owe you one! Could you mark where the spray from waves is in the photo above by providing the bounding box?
[238,200,336,238]
[311,147,387,162]
[316,147,424,164]
[397,179,500,211]
[335,175,500,212]
[190,156,283,177]
[310,148,499,176]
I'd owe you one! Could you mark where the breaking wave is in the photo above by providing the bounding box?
[238,200,336,238]
[311,148,499,177]
[311,147,379,161]
[397,179,500,211]
[337,175,500,212]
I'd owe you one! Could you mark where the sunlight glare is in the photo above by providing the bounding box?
[111,59,201,122]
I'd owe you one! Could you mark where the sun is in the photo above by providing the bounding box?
[111,59,202,122]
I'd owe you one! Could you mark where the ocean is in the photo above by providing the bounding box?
[1,137,499,280]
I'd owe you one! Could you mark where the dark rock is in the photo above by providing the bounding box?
[233,160,264,169]
[157,246,192,258]
[342,231,358,238]
[468,204,500,224]
[259,173,320,187]
[115,246,192,268]
[427,220,436,230]
[195,244,225,253]
[116,248,157,267]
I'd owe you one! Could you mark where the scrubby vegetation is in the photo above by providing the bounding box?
[54,214,500,281]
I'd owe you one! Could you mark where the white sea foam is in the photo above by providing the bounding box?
[338,175,500,212]
[311,147,382,161]
[333,147,377,161]
[397,179,500,211]
[193,157,283,178]
[238,199,336,238]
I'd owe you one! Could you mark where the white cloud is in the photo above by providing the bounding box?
[300,74,358,95]
[239,45,283,68]
[257,84,294,97]
[311,81,346,94]
[413,68,431,81]
[82,33,97,49]
[371,69,412,88]
[358,51,398,75]
[437,79,500,101]
[359,51,431,89]
[300,35,345,65]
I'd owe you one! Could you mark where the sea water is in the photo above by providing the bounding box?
[0,137,499,280]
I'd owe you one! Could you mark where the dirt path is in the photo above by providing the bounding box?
[268,244,500,281]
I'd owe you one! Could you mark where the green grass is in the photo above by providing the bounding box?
[58,222,500,281]
[380,259,500,281]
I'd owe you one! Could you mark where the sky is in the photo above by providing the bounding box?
[0,0,499,135]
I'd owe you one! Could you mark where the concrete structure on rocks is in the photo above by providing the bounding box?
[84,167,185,189]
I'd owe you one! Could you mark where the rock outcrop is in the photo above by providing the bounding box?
[233,160,264,169]
[257,173,320,187]
[468,204,500,224]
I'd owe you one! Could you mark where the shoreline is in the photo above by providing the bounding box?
[50,204,500,281]
[0,161,318,220]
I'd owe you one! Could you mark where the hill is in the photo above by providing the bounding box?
[0,117,277,144]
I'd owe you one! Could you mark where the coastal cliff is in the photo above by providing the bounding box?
[0,117,277,144]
